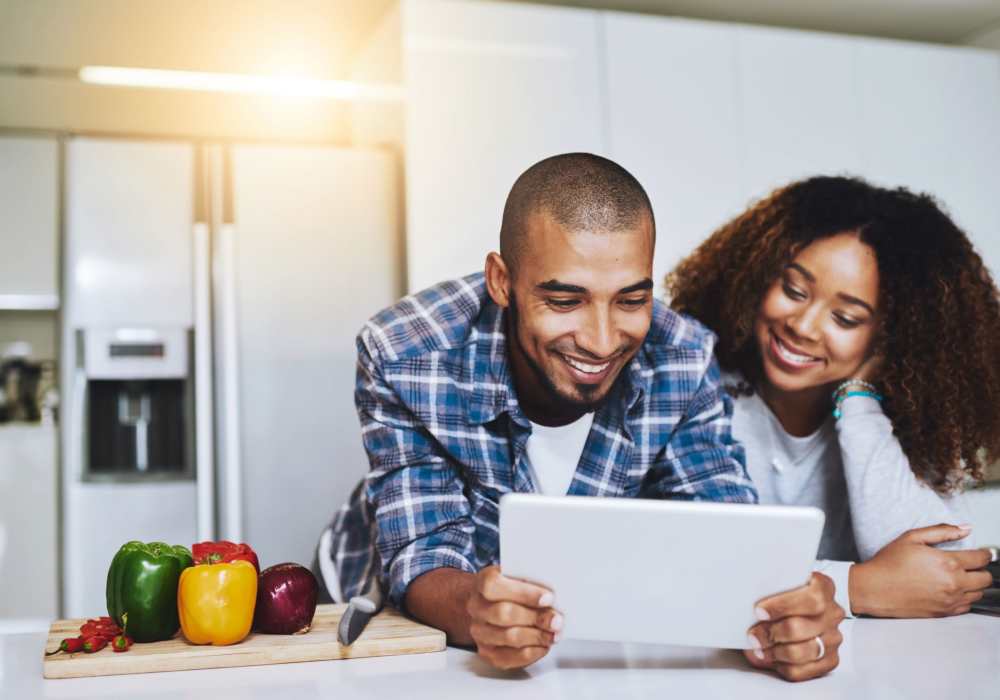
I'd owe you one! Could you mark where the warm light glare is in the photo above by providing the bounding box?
[78,66,405,102]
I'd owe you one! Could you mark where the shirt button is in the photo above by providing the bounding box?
[771,458,785,474]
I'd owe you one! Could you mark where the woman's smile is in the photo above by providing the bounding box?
[768,331,824,372]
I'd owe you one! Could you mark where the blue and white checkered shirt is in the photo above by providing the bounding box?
[325,273,758,608]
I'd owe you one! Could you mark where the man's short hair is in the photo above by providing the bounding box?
[499,153,655,274]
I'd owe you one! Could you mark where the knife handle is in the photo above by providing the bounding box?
[348,595,378,614]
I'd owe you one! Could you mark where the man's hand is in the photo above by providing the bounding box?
[849,524,993,618]
[466,565,562,670]
[743,572,844,682]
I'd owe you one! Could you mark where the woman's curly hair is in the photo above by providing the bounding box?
[666,175,1000,492]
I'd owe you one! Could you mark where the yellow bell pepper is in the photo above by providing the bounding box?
[177,559,258,645]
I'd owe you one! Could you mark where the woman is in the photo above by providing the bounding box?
[667,176,1000,618]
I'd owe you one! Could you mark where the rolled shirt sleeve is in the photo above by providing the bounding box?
[355,326,478,609]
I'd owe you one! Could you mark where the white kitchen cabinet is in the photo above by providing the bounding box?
[383,0,1000,292]
[0,424,58,623]
[736,26,863,203]
[64,138,194,328]
[855,41,1000,277]
[0,137,59,309]
[402,0,607,292]
[604,14,744,292]
[604,10,1000,288]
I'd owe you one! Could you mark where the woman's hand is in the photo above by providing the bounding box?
[851,353,884,384]
[744,573,845,682]
[849,524,994,618]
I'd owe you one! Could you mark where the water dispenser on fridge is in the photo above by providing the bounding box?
[77,328,193,480]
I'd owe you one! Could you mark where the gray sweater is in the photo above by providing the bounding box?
[731,391,973,615]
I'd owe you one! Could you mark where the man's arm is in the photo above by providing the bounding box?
[355,327,559,668]
[406,568,477,645]
[353,324,477,609]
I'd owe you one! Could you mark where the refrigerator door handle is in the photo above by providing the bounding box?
[216,220,244,543]
[69,367,87,480]
[193,220,216,542]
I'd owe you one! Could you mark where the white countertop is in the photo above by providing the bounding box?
[4,615,999,699]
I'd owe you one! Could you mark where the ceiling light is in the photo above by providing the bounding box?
[78,66,404,102]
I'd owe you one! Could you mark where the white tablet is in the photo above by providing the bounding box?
[499,494,824,649]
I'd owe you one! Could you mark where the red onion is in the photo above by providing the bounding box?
[254,563,318,634]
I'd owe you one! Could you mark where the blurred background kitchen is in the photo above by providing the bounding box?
[1,0,999,632]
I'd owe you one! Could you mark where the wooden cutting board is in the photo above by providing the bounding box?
[43,604,446,679]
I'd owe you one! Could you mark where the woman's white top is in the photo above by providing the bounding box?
[526,412,596,496]
[732,391,974,616]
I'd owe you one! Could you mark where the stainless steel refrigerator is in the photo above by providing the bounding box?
[61,137,401,617]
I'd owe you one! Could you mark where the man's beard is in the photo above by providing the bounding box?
[507,294,606,418]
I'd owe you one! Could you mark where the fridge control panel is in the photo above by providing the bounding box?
[83,327,189,379]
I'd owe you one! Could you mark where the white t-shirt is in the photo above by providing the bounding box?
[525,412,595,496]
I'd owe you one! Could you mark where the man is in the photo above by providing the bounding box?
[317,153,844,681]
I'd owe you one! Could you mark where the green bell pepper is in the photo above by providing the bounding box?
[106,541,194,643]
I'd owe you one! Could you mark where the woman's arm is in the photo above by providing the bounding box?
[836,394,993,617]
[835,394,974,558]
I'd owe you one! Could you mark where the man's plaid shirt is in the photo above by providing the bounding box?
[325,272,758,608]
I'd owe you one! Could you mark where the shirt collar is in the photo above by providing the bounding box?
[467,299,524,426]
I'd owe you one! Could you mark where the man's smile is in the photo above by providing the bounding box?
[556,352,617,384]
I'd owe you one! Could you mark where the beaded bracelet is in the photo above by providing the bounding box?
[831,379,878,402]
[832,390,883,419]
